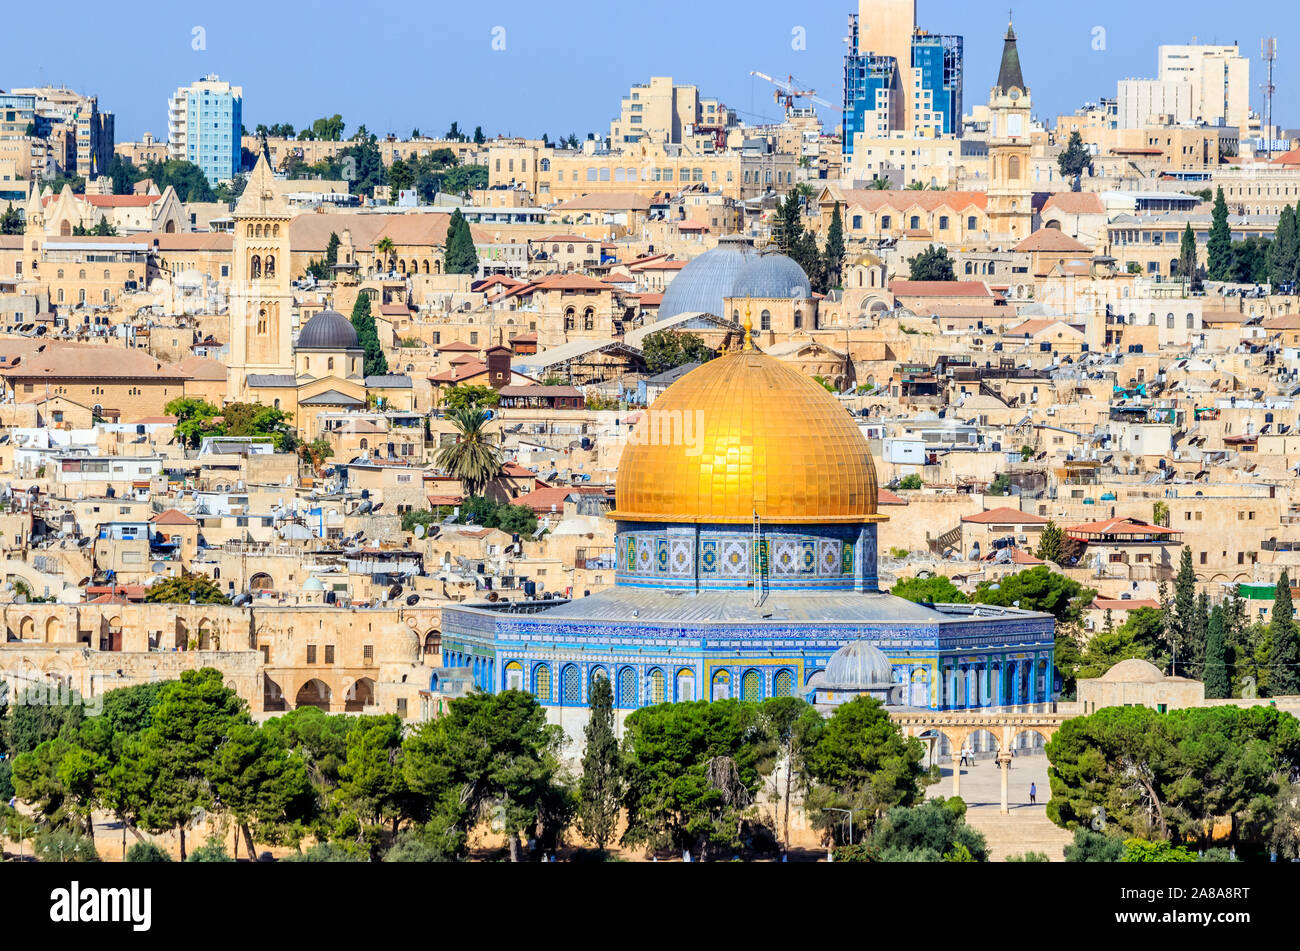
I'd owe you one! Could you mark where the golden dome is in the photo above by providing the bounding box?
[613,351,884,525]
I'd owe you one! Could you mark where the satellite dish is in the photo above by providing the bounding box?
[389,584,403,600]
[233,593,252,607]
[151,562,166,572]
[371,503,384,513]
[405,594,420,606]
[357,500,372,514]
[413,524,426,539]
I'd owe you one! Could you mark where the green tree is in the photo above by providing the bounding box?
[126,841,172,862]
[1269,570,1300,696]
[1171,546,1198,677]
[1177,224,1200,291]
[891,576,969,605]
[973,566,1095,630]
[403,690,570,862]
[1121,838,1197,862]
[165,397,223,449]
[1230,235,1272,283]
[186,840,235,862]
[907,244,955,281]
[0,202,25,235]
[804,697,926,840]
[375,237,396,272]
[619,699,767,859]
[772,191,804,253]
[349,292,389,377]
[1204,604,1231,699]
[143,572,231,606]
[140,158,216,202]
[325,231,340,267]
[436,408,503,498]
[1035,520,1066,564]
[1267,204,1299,286]
[444,208,479,275]
[129,669,251,860]
[577,675,621,853]
[641,330,713,375]
[1063,828,1125,862]
[334,715,420,857]
[865,796,988,862]
[442,383,500,411]
[208,721,315,858]
[757,697,822,851]
[1207,187,1233,281]
[1057,130,1092,184]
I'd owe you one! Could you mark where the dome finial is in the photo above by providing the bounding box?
[743,299,754,351]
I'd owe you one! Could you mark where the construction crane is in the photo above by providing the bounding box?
[749,71,842,113]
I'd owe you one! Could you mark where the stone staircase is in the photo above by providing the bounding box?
[965,804,1073,862]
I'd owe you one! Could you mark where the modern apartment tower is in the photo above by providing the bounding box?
[168,74,243,185]
[842,0,963,155]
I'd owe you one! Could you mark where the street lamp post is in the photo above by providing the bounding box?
[824,807,854,845]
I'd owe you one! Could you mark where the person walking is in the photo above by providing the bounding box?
[1029,782,1037,805]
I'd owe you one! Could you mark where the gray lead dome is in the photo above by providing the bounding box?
[297,310,359,350]
[657,235,757,320]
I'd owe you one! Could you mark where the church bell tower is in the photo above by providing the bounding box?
[227,153,294,400]
[987,19,1034,244]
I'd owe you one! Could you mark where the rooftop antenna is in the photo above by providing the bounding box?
[1261,37,1277,161]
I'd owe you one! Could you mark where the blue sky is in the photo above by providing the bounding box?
[6,0,1293,142]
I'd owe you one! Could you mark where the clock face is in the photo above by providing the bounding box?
[1009,88,1022,101]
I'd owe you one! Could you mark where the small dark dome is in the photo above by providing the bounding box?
[297,310,359,350]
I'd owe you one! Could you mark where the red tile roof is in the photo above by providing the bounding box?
[962,507,1050,524]
[1066,516,1182,538]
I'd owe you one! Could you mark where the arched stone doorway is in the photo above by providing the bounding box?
[345,678,376,712]
[294,679,332,711]
[263,674,286,712]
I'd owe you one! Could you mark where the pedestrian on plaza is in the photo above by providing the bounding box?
[1029,782,1037,804]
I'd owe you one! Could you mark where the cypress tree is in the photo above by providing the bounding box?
[325,231,340,267]
[823,202,845,291]
[1204,604,1230,699]
[577,675,621,853]
[1268,205,1298,287]
[1187,590,1210,679]
[350,293,389,378]
[1206,187,1232,281]
[1177,224,1199,290]
[444,208,479,275]
[1171,546,1197,676]
[1269,570,1300,696]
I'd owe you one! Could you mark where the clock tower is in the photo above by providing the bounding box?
[987,20,1033,244]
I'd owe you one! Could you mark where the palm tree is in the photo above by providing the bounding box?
[437,407,503,498]
[869,178,890,190]
[375,237,396,275]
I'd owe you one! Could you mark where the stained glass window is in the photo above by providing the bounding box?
[774,669,795,698]
[676,669,695,702]
[741,670,762,702]
[533,664,551,701]
[649,668,666,704]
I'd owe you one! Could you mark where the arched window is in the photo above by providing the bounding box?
[1008,155,1021,180]
[251,255,261,279]
[561,664,581,705]
[909,216,920,230]
[711,669,731,701]
[327,357,335,370]
[57,269,64,279]
[583,307,595,331]
[741,669,762,702]
[532,663,551,700]
[760,310,771,331]
[504,661,524,691]
[968,216,978,230]
[564,307,576,331]
[774,669,795,698]
[649,668,666,704]
[265,255,275,278]
[618,667,637,708]
[676,668,696,702]
[79,269,86,279]
[794,310,803,329]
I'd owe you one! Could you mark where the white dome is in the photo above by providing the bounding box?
[302,576,325,592]
[822,641,894,688]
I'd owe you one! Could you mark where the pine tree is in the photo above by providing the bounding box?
[773,192,803,253]
[1206,187,1233,281]
[823,202,845,290]
[577,675,621,853]
[350,293,389,378]
[444,209,479,275]
[1269,571,1300,696]
[1204,604,1230,699]
[1035,520,1065,563]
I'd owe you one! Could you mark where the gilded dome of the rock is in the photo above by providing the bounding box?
[612,350,883,524]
